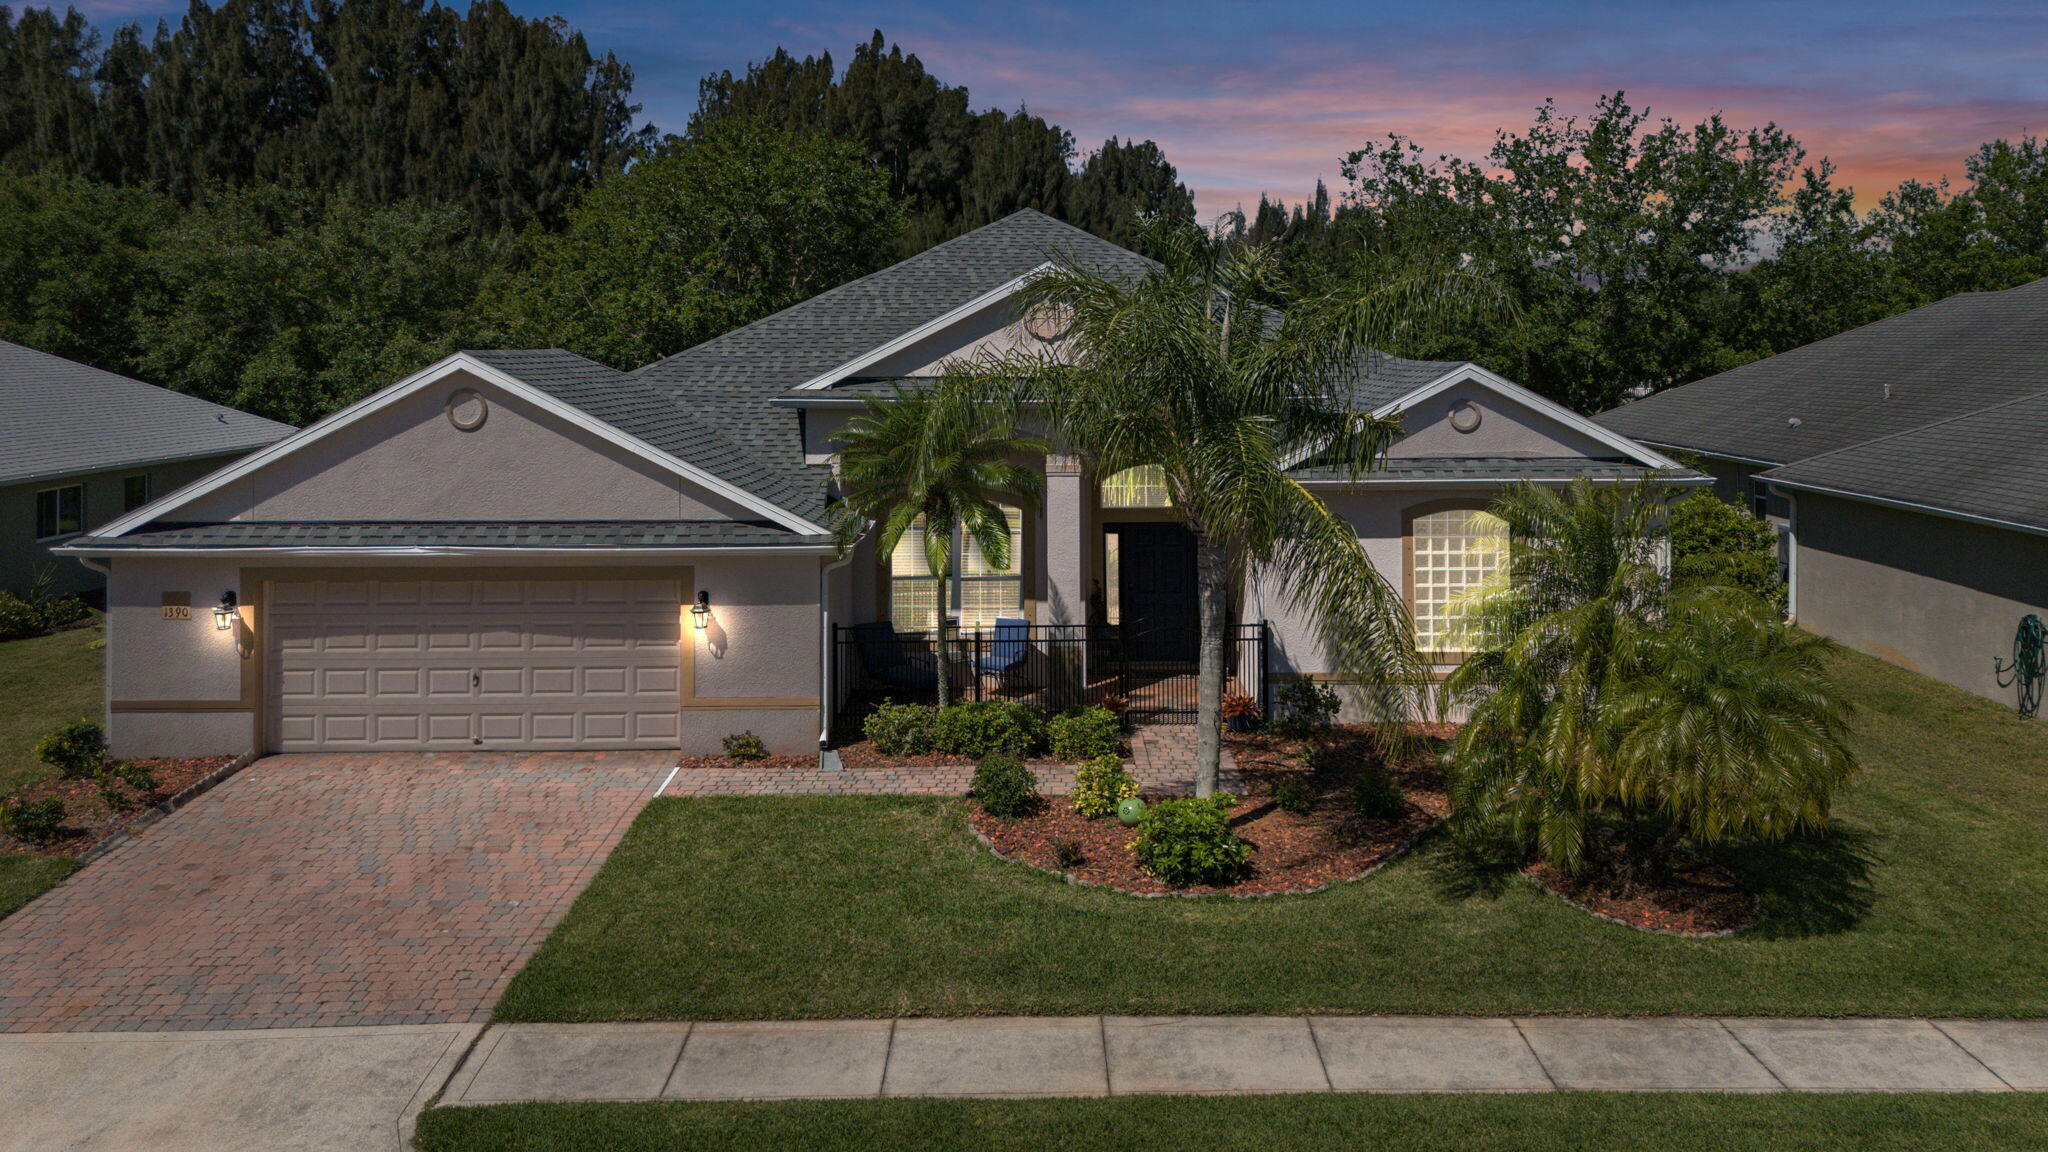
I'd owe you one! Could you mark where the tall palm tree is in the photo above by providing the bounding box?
[1443,479,1859,874]
[957,220,1504,795]
[832,379,1046,707]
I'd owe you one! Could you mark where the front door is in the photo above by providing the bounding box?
[1109,522,1198,662]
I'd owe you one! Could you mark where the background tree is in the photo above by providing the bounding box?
[489,117,901,368]
[831,382,1046,708]
[969,220,1499,795]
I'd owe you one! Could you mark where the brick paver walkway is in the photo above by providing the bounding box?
[0,752,667,1033]
[666,725,1243,797]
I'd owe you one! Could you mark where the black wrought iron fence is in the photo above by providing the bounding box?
[829,621,1267,740]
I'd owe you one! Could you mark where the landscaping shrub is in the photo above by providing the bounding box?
[35,719,108,780]
[1298,745,1345,774]
[1272,777,1316,815]
[1,798,65,845]
[1051,838,1084,870]
[1350,766,1406,821]
[863,702,937,755]
[0,581,92,641]
[113,761,158,795]
[1070,753,1138,818]
[1670,490,1786,610]
[97,775,134,812]
[970,753,1042,818]
[1133,796,1251,887]
[1048,706,1121,762]
[933,701,1046,760]
[721,731,769,761]
[1274,680,1340,734]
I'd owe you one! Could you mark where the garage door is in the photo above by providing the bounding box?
[267,576,682,751]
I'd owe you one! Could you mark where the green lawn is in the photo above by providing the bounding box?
[0,625,102,917]
[497,648,2048,1021]
[415,1094,2048,1152]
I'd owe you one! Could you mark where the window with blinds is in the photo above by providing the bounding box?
[1410,507,1508,654]
[1100,465,1172,508]
[889,507,1025,632]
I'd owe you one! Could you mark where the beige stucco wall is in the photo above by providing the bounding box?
[179,370,755,523]
[1387,381,1612,460]
[1793,493,2047,707]
[3,454,249,598]
[101,553,255,758]
[863,296,1058,379]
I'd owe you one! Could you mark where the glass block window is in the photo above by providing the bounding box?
[1100,465,1172,508]
[889,507,1024,632]
[1410,508,1508,653]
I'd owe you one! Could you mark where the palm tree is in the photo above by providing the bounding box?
[957,220,1504,796]
[832,380,1046,707]
[1442,479,1859,875]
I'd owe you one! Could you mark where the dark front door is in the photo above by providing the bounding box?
[1111,522,1198,662]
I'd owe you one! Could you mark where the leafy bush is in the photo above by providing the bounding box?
[36,719,108,780]
[0,592,43,641]
[98,776,134,812]
[863,702,937,754]
[1350,766,1405,821]
[1048,706,1120,762]
[721,731,769,761]
[933,701,1046,760]
[0,579,92,641]
[971,753,1042,818]
[1051,838,1084,870]
[1274,680,1340,734]
[113,761,158,796]
[1272,777,1316,815]
[1670,491,1786,610]
[1070,753,1138,818]
[1133,796,1251,887]
[2,798,65,845]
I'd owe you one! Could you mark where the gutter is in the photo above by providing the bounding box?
[1760,475,2048,541]
[51,544,841,559]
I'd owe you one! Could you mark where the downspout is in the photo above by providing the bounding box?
[1782,489,1799,625]
[818,549,856,749]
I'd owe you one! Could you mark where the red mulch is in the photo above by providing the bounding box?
[0,757,232,858]
[970,726,1449,896]
[676,754,819,770]
[1527,850,1759,936]
[832,740,1071,770]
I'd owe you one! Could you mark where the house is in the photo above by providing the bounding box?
[1,341,294,600]
[57,210,1694,759]
[1597,278,2048,709]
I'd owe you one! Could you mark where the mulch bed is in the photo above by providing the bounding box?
[676,754,820,771]
[832,740,1072,771]
[970,726,1449,897]
[0,757,232,859]
[1527,853,1760,937]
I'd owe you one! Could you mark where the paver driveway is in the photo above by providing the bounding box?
[0,752,667,1033]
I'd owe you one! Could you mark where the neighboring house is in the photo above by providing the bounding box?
[58,210,1694,759]
[1,341,294,601]
[1598,277,2048,709]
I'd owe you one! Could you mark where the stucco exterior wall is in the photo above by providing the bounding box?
[862,297,1060,379]
[3,454,248,598]
[1387,381,1612,460]
[101,553,255,758]
[178,370,754,523]
[1792,493,2047,707]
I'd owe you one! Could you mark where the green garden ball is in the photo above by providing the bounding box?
[1116,797,1146,826]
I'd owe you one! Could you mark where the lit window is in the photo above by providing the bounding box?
[889,507,1024,632]
[123,474,152,512]
[1100,465,1172,508]
[35,485,84,540]
[1410,507,1508,654]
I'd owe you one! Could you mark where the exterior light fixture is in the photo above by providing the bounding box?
[212,590,238,630]
[691,590,711,629]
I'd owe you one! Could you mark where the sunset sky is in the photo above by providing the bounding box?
[74,0,2048,219]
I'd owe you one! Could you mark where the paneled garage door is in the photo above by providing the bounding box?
[267,576,682,751]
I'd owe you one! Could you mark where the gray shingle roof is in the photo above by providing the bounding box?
[1,340,295,486]
[1759,389,2048,533]
[1290,457,1699,484]
[632,209,1155,503]
[64,521,834,551]
[1594,277,2048,466]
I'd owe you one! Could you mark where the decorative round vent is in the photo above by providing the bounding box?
[1024,303,1073,342]
[446,388,489,432]
[1449,400,1483,433]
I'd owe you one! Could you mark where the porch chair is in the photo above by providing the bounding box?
[851,621,939,691]
[974,617,1033,692]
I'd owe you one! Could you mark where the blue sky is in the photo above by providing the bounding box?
[73,0,2048,218]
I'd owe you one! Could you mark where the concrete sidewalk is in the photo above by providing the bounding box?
[441,1016,2048,1105]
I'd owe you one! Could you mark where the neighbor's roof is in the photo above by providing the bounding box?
[1290,457,1703,485]
[1760,389,2048,534]
[0,340,295,486]
[59,520,835,552]
[1594,277,2048,466]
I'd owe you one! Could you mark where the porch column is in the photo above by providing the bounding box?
[1043,454,1090,628]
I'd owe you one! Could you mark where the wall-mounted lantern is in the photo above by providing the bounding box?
[212,590,239,630]
[691,590,712,630]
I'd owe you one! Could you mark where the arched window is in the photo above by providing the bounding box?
[888,507,1025,632]
[1408,505,1508,655]
[1100,465,1173,508]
